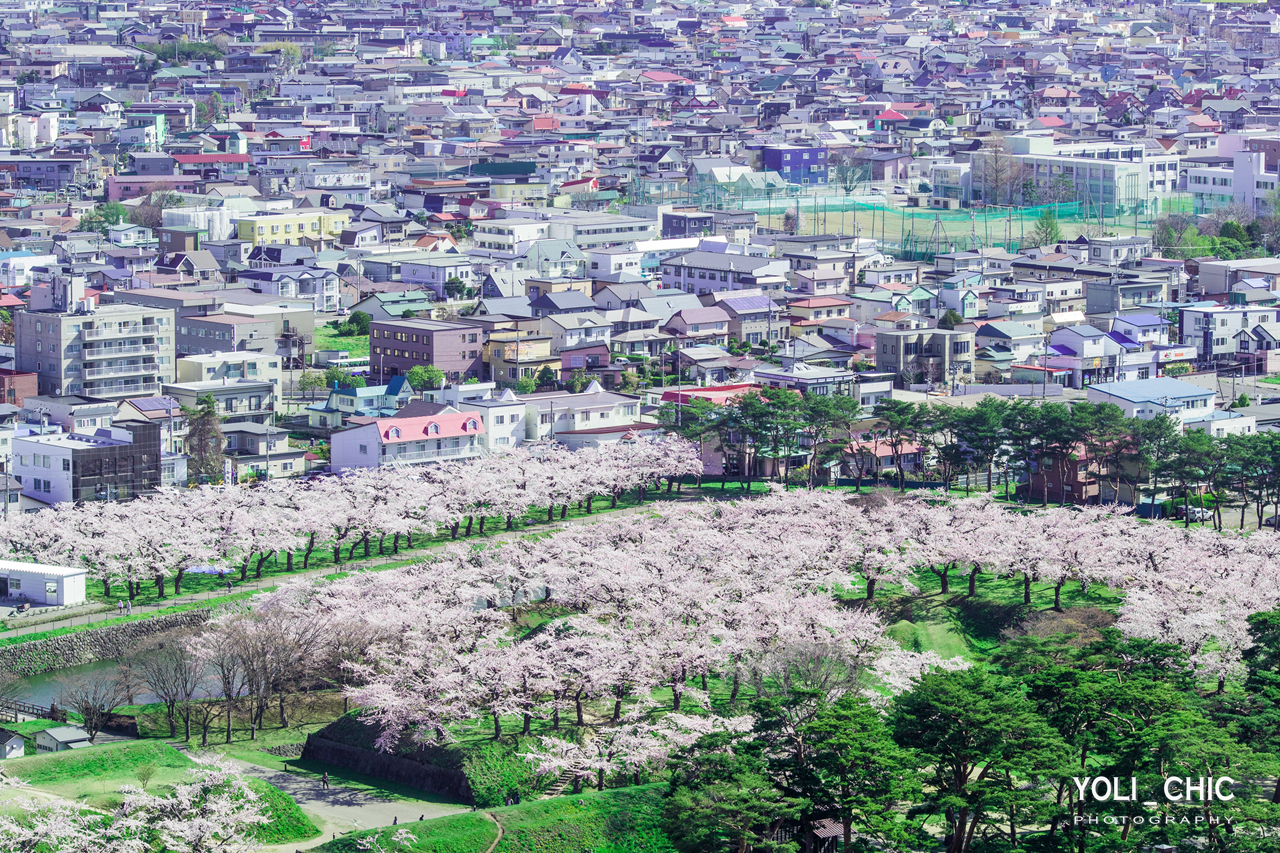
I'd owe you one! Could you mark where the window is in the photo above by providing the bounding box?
[8,578,19,590]
[62,459,69,471]
[359,444,368,455]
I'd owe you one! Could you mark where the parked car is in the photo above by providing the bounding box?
[869,187,885,194]
[1174,505,1211,522]
[1264,516,1280,528]
[893,185,908,194]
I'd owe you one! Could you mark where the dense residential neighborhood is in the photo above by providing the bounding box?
[4,1,1280,852]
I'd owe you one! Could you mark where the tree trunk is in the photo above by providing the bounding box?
[492,711,501,740]
[522,713,531,735]
[1024,573,1032,605]
[937,562,950,594]
[561,504,568,520]
[332,544,341,564]
[302,533,315,570]
[155,573,166,597]
[279,695,288,728]
[241,555,250,581]
[173,569,184,596]
[479,516,486,535]
[866,578,876,600]
[464,516,473,537]
[1054,579,1065,611]
[507,514,514,530]
[102,578,111,597]
[575,691,584,726]
[729,674,740,705]
[255,553,270,579]
[225,705,232,744]
[363,533,371,557]
[450,521,460,539]
[286,551,294,572]
[585,495,594,514]
[968,563,979,597]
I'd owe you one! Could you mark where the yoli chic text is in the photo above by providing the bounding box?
[1073,777,1236,802]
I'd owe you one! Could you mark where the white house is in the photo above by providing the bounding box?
[0,729,23,759]
[0,560,88,606]
[539,312,611,354]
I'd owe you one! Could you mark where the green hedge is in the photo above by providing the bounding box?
[1161,494,1218,515]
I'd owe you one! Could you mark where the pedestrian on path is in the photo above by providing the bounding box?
[117,600,123,614]
[321,772,329,790]
[125,601,131,615]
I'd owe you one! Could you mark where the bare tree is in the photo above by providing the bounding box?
[57,669,129,740]
[972,135,1027,206]
[128,183,184,230]
[125,630,203,739]
[188,685,224,749]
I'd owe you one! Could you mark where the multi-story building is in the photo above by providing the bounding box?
[1179,305,1279,363]
[661,251,790,296]
[15,282,176,401]
[174,352,283,387]
[237,266,341,313]
[760,144,828,186]
[1083,274,1169,315]
[521,384,643,441]
[496,209,657,251]
[369,318,486,384]
[1186,151,1276,215]
[161,378,276,425]
[486,331,558,386]
[968,135,1178,214]
[330,409,487,470]
[235,210,351,247]
[10,420,162,505]
[874,328,975,385]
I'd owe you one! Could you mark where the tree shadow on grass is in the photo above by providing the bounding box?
[952,597,1032,643]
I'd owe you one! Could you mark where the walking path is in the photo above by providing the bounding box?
[0,499,684,642]
[225,757,467,850]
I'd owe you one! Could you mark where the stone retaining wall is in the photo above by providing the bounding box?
[301,735,473,803]
[0,610,213,677]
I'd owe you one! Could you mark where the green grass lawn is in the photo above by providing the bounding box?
[3,740,318,843]
[864,562,1125,660]
[4,741,195,809]
[4,716,85,756]
[313,327,370,359]
[314,784,673,853]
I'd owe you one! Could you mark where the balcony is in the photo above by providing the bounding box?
[380,445,479,464]
[83,344,159,359]
[85,381,160,396]
[84,362,154,379]
[82,323,157,340]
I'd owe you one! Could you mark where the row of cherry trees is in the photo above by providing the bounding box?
[0,438,703,600]
[186,486,1280,791]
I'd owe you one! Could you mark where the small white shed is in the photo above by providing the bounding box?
[0,560,88,607]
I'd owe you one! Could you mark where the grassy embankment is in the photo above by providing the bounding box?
[315,784,672,853]
[0,740,319,844]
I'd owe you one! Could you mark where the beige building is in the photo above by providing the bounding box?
[874,328,975,385]
[174,352,284,387]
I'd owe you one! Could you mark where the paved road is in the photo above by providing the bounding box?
[227,758,467,851]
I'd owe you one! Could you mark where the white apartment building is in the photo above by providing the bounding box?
[1179,305,1278,362]
[1186,151,1276,214]
[497,209,657,251]
[15,280,176,400]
